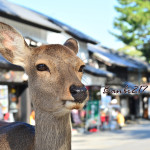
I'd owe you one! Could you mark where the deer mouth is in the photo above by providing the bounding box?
[62,100,86,110]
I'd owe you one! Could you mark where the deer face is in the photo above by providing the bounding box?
[0,23,88,114]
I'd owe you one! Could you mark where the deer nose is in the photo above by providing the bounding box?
[70,85,87,103]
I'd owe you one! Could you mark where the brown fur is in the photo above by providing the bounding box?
[0,22,88,150]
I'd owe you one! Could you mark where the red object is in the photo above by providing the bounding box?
[85,86,90,90]
[89,128,98,132]
[101,116,105,122]
[105,116,109,124]
[4,113,9,120]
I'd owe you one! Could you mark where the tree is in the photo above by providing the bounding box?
[118,45,146,61]
[112,0,150,62]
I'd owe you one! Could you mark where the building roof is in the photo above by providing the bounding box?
[88,44,149,70]
[46,16,99,44]
[28,9,99,44]
[0,0,98,44]
[84,65,115,78]
[0,0,62,32]
[122,55,150,71]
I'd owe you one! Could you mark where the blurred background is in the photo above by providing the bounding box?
[0,0,150,149]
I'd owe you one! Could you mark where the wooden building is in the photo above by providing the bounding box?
[88,44,150,120]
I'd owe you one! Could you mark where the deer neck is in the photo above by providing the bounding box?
[34,109,71,150]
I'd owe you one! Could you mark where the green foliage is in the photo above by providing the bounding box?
[118,45,146,60]
[112,0,150,61]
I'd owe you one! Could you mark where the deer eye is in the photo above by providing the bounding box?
[36,64,49,72]
[78,65,85,72]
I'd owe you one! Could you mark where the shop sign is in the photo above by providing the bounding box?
[86,100,100,130]
[0,85,8,114]
[86,100,99,120]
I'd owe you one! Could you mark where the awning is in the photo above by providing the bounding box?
[84,65,115,78]
[0,55,23,71]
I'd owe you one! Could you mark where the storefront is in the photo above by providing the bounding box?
[0,57,29,123]
[80,66,115,131]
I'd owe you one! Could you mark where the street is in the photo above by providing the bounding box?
[72,120,150,150]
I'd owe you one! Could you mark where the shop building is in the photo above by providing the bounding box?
[88,44,150,120]
[0,54,28,122]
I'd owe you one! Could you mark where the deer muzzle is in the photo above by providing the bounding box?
[70,85,88,103]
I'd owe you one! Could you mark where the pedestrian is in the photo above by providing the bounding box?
[116,110,125,129]
[100,111,106,130]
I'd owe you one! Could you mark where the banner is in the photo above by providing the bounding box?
[86,100,100,130]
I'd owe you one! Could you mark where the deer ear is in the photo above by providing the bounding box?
[0,22,30,68]
[64,38,79,54]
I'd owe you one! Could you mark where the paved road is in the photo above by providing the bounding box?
[72,120,150,150]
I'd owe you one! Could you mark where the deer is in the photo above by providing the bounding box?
[0,22,89,150]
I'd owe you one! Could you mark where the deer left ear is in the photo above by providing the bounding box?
[64,38,79,54]
[0,22,30,68]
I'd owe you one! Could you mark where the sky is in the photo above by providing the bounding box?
[9,0,124,49]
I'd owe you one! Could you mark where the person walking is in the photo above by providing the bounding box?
[116,110,125,129]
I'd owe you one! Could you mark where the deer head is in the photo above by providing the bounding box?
[0,22,88,116]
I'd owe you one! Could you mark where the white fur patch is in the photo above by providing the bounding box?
[65,101,84,110]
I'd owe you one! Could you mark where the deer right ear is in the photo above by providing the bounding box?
[64,38,79,54]
[0,22,30,68]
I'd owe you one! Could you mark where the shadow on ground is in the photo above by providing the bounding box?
[111,123,150,139]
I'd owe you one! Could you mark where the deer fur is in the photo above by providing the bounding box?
[0,22,88,150]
